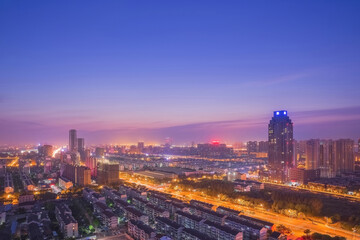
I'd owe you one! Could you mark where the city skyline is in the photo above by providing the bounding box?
[0,107,360,145]
[2,2,360,240]
[1,106,360,145]
[1,1,360,145]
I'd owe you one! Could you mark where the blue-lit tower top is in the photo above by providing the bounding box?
[274,110,288,117]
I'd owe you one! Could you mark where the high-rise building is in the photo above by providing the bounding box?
[81,148,91,162]
[77,166,91,186]
[358,139,360,153]
[258,141,269,153]
[307,139,354,177]
[63,164,76,183]
[84,149,91,159]
[97,163,119,185]
[319,140,335,178]
[334,139,354,174]
[62,164,91,186]
[69,129,77,152]
[77,138,85,152]
[268,110,294,182]
[85,156,97,177]
[247,141,258,153]
[294,140,307,167]
[305,139,320,170]
[137,142,145,153]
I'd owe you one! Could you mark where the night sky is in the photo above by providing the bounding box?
[1,1,360,145]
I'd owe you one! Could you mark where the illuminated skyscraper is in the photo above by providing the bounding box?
[268,110,294,182]
[69,129,77,152]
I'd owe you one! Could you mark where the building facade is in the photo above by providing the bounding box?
[305,139,320,170]
[268,110,294,182]
[69,129,77,152]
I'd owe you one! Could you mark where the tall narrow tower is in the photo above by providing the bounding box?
[77,138,85,152]
[69,129,77,152]
[268,110,294,182]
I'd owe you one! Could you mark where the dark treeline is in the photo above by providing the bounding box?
[270,190,323,215]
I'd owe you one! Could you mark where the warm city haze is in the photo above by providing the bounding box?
[0,1,360,240]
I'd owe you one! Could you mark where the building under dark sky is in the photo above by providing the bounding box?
[268,110,294,181]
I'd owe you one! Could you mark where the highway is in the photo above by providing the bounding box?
[122,177,360,240]
[180,191,359,240]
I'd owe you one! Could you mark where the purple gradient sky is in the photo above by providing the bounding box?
[1,1,360,145]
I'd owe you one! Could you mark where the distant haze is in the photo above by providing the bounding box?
[1,106,360,145]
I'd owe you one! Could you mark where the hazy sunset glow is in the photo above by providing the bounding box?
[1,1,360,144]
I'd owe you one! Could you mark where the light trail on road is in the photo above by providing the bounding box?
[120,176,360,239]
